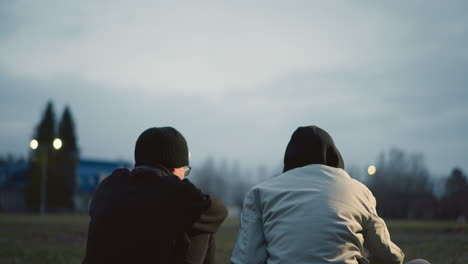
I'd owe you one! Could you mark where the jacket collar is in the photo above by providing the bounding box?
[132,165,173,177]
[289,164,351,179]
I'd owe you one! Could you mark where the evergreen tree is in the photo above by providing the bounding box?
[53,106,79,210]
[440,168,468,218]
[25,101,56,211]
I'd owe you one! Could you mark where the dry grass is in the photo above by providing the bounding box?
[0,214,467,264]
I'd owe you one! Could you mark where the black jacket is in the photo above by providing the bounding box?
[82,166,227,264]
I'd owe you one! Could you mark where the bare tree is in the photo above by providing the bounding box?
[190,156,228,203]
[367,148,436,219]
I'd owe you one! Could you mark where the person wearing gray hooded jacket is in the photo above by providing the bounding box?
[230,125,430,264]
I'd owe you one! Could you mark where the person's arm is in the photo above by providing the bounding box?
[181,233,213,264]
[192,197,228,233]
[230,188,268,264]
[179,178,212,227]
[183,197,228,264]
[363,192,405,264]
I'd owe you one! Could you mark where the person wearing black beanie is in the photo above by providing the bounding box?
[83,127,228,264]
[134,127,190,171]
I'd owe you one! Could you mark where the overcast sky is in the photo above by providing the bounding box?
[1,1,467,177]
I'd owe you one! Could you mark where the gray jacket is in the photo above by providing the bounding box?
[231,164,404,264]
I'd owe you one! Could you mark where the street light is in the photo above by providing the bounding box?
[53,138,62,150]
[368,165,377,176]
[30,139,39,150]
[30,138,62,215]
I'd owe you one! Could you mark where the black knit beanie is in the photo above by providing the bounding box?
[134,127,189,169]
[283,125,344,173]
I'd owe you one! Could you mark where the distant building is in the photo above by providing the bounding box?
[0,161,28,212]
[0,159,131,213]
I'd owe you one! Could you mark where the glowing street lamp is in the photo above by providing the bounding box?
[368,165,377,176]
[53,138,62,150]
[30,138,61,215]
[30,139,39,150]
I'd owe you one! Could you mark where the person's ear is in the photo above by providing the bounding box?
[172,167,185,180]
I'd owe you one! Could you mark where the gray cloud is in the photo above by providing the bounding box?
[0,1,467,176]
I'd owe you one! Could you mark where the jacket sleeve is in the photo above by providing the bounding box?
[182,197,228,264]
[230,188,268,264]
[181,233,215,264]
[363,192,405,264]
[192,196,228,234]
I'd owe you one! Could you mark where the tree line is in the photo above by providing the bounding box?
[193,148,467,219]
[366,148,468,219]
[9,101,468,218]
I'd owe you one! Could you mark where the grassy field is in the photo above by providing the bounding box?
[0,214,467,264]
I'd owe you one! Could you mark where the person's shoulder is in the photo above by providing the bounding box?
[96,168,131,188]
[242,179,271,202]
[337,169,377,204]
[90,168,131,215]
[175,178,211,203]
[340,169,371,191]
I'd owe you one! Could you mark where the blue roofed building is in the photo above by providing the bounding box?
[0,159,131,212]
[0,161,29,211]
